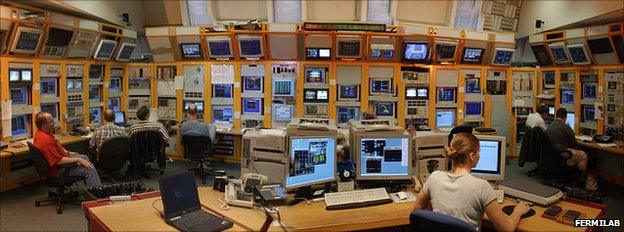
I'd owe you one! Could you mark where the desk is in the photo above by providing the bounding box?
[0,135,90,192]
[82,191,246,232]
[579,141,624,186]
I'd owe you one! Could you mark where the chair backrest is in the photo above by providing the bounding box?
[410,210,476,232]
[99,136,131,172]
[181,135,213,159]
[129,130,166,165]
[28,142,49,176]
[448,125,474,146]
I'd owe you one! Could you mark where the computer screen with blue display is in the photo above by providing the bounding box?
[114,111,125,124]
[243,98,262,114]
[184,101,204,111]
[583,83,596,99]
[437,88,456,102]
[562,89,574,104]
[41,78,57,95]
[208,40,232,57]
[466,102,482,115]
[375,102,394,117]
[465,79,480,93]
[403,42,429,63]
[566,113,575,129]
[583,105,595,121]
[286,137,336,190]
[436,109,455,128]
[10,87,28,105]
[213,84,233,98]
[471,135,505,181]
[243,76,263,92]
[339,85,358,100]
[357,136,410,180]
[213,106,233,124]
[11,115,28,137]
[337,107,359,124]
[239,37,263,58]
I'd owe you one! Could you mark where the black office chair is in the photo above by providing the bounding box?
[182,135,226,184]
[129,130,166,179]
[410,210,475,232]
[97,136,131,181]
[29,142,83,214]
[448,125,474,145]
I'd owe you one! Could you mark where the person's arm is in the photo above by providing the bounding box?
[413,190,430,210]
[564,123,582,149]
[56,156,94,169]
[484,202,530,232]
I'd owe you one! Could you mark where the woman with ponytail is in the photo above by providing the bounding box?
[413,133,530,232]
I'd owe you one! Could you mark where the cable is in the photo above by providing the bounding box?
[291,197,312,205]
[218,198,230,210]
[151,199,164,218]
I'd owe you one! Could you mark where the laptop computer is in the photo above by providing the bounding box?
[159,172,234,232]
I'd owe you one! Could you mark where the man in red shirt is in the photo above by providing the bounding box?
[33,111,101,188]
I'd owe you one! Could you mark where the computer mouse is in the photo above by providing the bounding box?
[397,191,408,200]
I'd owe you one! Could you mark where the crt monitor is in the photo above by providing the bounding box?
[566,113,575,129]
[583,105,595,121]
[375,102,395,117]
[462,47,484,64]
[435,42,457,61]
[243,98,262,114]
[306,48,331,59]
[561,89,574,104]
[370,79,392,94]
[40,78,57,96]
[213,106,233,124]
[273,78,295,97]
[583,83,597,99]
[40,104,59,120]
[114,111,126,125]
[109,77,121,91]
[238,35,263,58]
[93,39,118,60]
[9,70,20,81]
[184,101,204,111]
[544,72,556,87]
[11,26,43,54]
[356,135,411,180]
[566,44,591,65]
[304,68,325,83]
[11,115,29,138]
[243,76,263,92]
[492,48,514,66]
[403,42,429,63]
[436,109,455,128]
[339,85,359,100]
[90,108,101,124]
[437,87,456,102]
[549,107,555,115]
[10,87,28,105]
[213,84,233,98]
[465,102,482,115]
[337,107,359,124]
[471,135,506,181]
[207,37,233,59]
[179,43,202,59]
[285,136,336,190]
[549,44,570,64]
[273,105,294,122]
[465,79,480,93]
[116,43,136,61]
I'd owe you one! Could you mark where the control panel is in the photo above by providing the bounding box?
[240,64,265,128]
[580,70,598,134]
[9,63,34,140]
[559,71,576,112]
[211,64,235,127]
[271,64,297,128]
[336,65,361,127]
[369,66,396,120]
[157,66,177,121]
[604,71,623,128]
[402,67,430,128]
[66,64,84,130]
[462,70,484,127]
[303,66,329,118]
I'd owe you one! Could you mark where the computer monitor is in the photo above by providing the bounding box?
[238,35,263,59]
[213,106,233,124]
[273,78,295,97]
[304,68,326,84]
[549,43,570,64]
[40,78,57,96]
[243,76,263,92]
[207,36,233,59]
[184,101,204,112]
[337,107,359,124]
[465,79,481,93]
[40,103,59,120]
[306,48,331,60]
[213,84,233,98]
[303,89,329,103]
[549,107,555,115]
[242,98,262,114]
[11,115,29,138]
[561,89,574,104]
[435,42,457,62]
[462,47,484,64]
[10,87,28,105]
[403,42,429,63]
[317,90,328,100]
[465,102,482,115]
[370,78,393,94]
[109,97,120,112]
[273,105,294,122]
[110,77,121,91]
[179,43,202,60]
[9,70,20,81]
[89,86,101,100]
[566,44,591,65]
[583,105,595,121]
[437,88,456,102]
[11,26,43,55]
[116,43,136,61]
[90,107,101,124]
[543,72,556,88]
[531,44,553,66]
[114,111,126,125]
[436,109,455,128]
[491,48,514,66]
[21,70,32,81]
[355,135,411,180]
[93,39,118,60]
[338,85,359,100]
[337,39,361,58]
[374,102,395,117]
[583,83,597,99]
[370,44,394,59]
[471,135,506,181]
[566,113,575,129]
[285,136,336,190]
[405,86,428,100]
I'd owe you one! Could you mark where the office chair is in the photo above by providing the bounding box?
[97,136,131,181]
[410,210,475,232]
[29,142,83,214]
[182,135,226,184]
[448,125,474,145]
[129,130,166,179]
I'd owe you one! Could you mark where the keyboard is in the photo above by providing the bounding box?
[173,210,224,231]
[324,188,393,210]
[575,135,593,142]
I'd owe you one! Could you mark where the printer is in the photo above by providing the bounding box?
[500,179,563,206]
[412,131,449,185]
[241,129,288,184]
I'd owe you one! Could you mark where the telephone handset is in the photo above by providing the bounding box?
[242,173,268,193]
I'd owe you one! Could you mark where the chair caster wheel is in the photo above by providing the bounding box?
[35,202,41,207]
[57,207,62,214]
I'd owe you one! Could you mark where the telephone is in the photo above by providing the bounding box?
[224,174,269,208]
[243,173,268,193]
[252,185,287,206]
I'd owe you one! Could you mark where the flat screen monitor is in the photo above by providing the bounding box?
[89,86,100,100]
[179,43,202,59]
[273,105,294,122]
[337,107,359,124]
[561,89,574,104]
[238,36,263,58]
[566,113,575,129]
[116,43,136,61]
[110,77,121,91]
[339,85,359,100]
[549,44,570,64]
[213,84,233,98]
[40,78,57,96]
[531,44,553,66]
[242,98,262,114]
[375,102,394,117]
[93,39,118,60]
[465,102,482,115]
[471,135,506,181]
[213,106,233,124]
[41,104,58,119]
[10,87,28,105]
[207,37,233,59]
[114,111,126,125]
[356,136,410,180]
[544,72,556,87]
[370,79,392,94]
[583,105,595,121]
[437,88,456,102]
[243,76,263,92]
[583,83,597,99]
[11,115,29,138]
[465,79,480,93]
[566,44,591,65]
[436,109,455,128]
[305,68,326,83]
[462,47,484,64]
[403,42,429,63]
[285,136,336,190]
[306,48,331,60]
[184,101,204,111]
[435,42,457,62]
[12,26,43,54]
[273,79,295,97]
[492,48,514,66]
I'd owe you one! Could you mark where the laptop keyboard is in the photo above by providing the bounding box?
[175,210,221,229]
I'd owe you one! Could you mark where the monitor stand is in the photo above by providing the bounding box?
[287,184,331,205]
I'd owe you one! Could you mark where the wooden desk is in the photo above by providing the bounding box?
[579,141,624,186]
[579,141,624,156]
[198,188,604,232]
[82,191,246,232]
[0,135,90,192]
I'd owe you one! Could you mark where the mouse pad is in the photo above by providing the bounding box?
[502,205,536,218]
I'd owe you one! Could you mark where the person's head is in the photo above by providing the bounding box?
[537,105,549,118]
[103,109,115,123]
[137,106,150,121]
[362,111,376,120]
[35,111,55,132]
[555,108,567,121]
[186,104,198,119]
[445,133,480,168]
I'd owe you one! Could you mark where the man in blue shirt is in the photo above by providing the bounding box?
[179,104,216,143]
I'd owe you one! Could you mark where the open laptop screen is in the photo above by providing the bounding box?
[159,172,201,218]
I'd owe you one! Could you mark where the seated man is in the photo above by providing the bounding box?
[33,111,101,188]
[179,104,216,143]
[89,109,127,161]
[526,105,549,130]
[126,106,169,143]
[546,108,597,190]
